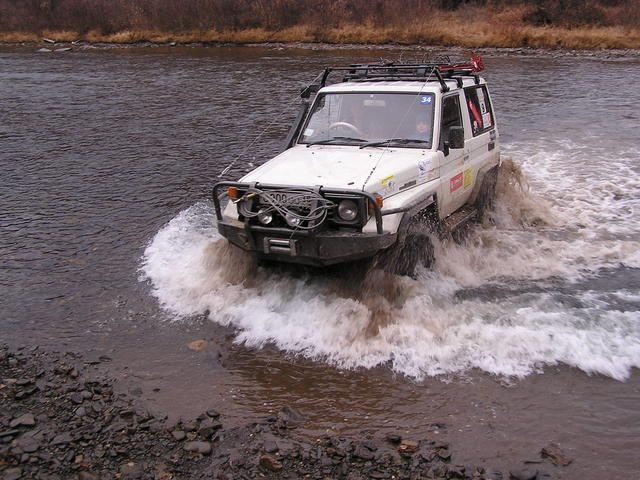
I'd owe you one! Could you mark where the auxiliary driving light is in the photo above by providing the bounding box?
[337,200,358,221]
[285,212,302,228]
[257,208,273,225]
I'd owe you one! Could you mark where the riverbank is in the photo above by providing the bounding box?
[1,23,639,51]
[0,344,559,480]
[2,38,640,61]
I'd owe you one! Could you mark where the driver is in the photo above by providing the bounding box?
[340,99,366,136]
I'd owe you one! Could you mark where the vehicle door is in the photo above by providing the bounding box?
[462,84,498,203]
[438,92,470,217]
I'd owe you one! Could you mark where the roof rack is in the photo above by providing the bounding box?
[301,55,484,98]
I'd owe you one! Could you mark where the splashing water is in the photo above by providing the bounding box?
[141,153,640,381]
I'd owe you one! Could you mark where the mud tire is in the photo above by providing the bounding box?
[377,222,434,278]
[476,165,499,220]
[391,233,434,278]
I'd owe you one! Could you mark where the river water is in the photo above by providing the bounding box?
[1,45,639,478]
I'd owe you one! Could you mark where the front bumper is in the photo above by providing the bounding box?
[212,181,395,266]
[218,220,397,266]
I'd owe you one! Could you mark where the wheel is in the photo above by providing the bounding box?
[329,121,363,137]
[390,232,434,278]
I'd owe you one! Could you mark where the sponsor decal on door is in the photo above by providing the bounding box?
[450,172,463,192]
[464,168,473,188]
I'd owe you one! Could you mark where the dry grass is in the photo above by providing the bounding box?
[1,4,638,50]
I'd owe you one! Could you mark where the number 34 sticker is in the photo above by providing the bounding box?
[420,96,432,104]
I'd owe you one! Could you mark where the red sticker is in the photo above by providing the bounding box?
[450,172,463,192]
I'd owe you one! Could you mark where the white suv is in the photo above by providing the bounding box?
[213,56,500,275]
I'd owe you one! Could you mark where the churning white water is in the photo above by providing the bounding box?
[141,140,640,380]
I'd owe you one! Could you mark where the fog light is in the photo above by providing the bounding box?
[338,200,358,221]
[258,208,273,225]
[285,212,302,228]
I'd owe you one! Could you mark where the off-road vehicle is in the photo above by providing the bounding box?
[212,55,500,275]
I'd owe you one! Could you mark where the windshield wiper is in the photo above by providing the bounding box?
[359,138,430,149]
[306,136,367,147]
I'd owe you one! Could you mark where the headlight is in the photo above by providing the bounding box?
[285,212,302,228]
[337,200,358,221]
[257,208,273,225]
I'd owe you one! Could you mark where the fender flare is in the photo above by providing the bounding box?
[396,194,439,234]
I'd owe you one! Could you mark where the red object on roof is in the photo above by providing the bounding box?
[437,54,485,74]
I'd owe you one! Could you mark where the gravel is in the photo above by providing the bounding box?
[0,344,554,479]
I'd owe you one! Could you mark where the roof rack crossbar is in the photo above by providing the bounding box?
[303,55,484,97]
[344,76,459,84]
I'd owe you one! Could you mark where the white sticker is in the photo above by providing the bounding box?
[303,128,314,136]
[482,113,492,127]
[477,88,486,109]
[418,159,430,179]
[383,180,396,195]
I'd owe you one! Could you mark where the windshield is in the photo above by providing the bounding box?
[299,92,435,148]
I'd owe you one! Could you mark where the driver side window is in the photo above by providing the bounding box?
[439,95,463,150]
[299,95,340,142]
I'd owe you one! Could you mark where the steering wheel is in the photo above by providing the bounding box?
[329,121,363,137]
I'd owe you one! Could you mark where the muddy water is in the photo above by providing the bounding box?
[1,46,640,477]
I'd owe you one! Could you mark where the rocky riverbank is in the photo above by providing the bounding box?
[0,345,559,479]
[1,39,639,61]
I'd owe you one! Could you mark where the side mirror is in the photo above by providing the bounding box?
[448,126,465,149]
[300,84,320,99]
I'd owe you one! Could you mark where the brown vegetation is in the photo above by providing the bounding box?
[0,0,638,49]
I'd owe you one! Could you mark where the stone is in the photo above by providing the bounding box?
[187,340,207,352]
[78,472,98,480]
[447,464,466,478]
[184,441,212,455]
[483,468,504,480]
[69,392,83,404]
[15,386,36,399]
[278,405,305,422]
[171,431,186,441]
[51,432,72,446]
[362,440,377,451]
[198,418,222,439]
[3,467,22,480]
[263,436,279,453]
[205,409,220,419]
[540,443,573,466]
[353,445,375,461]
[259,454,283,472]
[19,438,39,453]
[9,414,35,428]
[120,462,143,479]
[509,468,538,480]
[183,420,198,432]
[437,448,451,461]
[398,439,419,456]
[75,406,87,418]
[385,434,402,444]
[320,455,333,467]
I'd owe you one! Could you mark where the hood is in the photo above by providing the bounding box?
[240,144,436,194]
